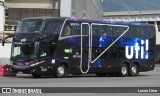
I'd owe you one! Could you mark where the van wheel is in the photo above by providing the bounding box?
[119,63,128,77]
[129,64,138,76]
[56,64,67,78]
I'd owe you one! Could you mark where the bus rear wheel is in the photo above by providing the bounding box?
[56,64,67,78]
[129,64,139,76]
[119,63,128,77]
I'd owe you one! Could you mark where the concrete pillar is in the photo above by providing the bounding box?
[0,0,4,32]
[60,0,72,17]
[154,21,158,32]
[154,21,160,45]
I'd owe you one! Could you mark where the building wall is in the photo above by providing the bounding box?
[0,43,11,64]
[71,0,103,20]
[4,0,103,32]
[6,0,59,9]
[60,0,72,17]
[104,11,160,45]
[5,0,60,31]
[0,0,4,32]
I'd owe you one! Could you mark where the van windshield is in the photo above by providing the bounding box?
[16,19,43,33]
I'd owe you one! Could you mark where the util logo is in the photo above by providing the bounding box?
[125,39,149,59]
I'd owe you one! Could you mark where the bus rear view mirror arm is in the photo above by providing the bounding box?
[32,35,47,43]
[2,35,13,46]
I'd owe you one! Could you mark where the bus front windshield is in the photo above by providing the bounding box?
[16,19,43,33]
[11,43,35,61]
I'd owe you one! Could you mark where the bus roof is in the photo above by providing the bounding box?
[67,17,154,27]
[22,17,153,27]
[22,17,67,21]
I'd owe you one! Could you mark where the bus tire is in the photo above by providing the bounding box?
[96,73,106,77]
[129,63,138,76]
[119,63,128,77]
[56,64,67,78]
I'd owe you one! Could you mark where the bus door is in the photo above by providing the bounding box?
[80,23,91,74]
[37,42,53,73]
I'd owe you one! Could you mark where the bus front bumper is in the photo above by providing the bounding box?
[10,64,37,74]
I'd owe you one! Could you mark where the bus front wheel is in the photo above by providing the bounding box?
[56,64,67,78]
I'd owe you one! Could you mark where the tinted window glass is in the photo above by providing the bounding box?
[92,24,111,36]
[139,27,146,38]
[62,22,81,36]
[44,20,63,35]
[16,19,43,33]
[147,27,155,39]
[112,26,128,37]
[106,26,113,36]
[112,26,119,37]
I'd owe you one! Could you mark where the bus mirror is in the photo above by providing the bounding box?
[2,39,5,46]
[2,35,13,46]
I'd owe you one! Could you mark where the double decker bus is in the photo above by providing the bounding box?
[2,17,156,77]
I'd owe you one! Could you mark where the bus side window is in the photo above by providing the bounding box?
[82,24,89,35]
[119,27,127,37]
[147,27,154,39]
[99,26,105,36]
[135,28,139,38]
[65,26,71,35]
[45,24,52,35]
[106,26,112,36]
[93,28,98,35]
[72,25,80,35]
[129,27,136,38]
[124,28,130,37]
[139,27,146,38]
[92,24,108,36]
[101,25,109,36]
[92,25,99,35]
[112,26,119,37]
[61,23,72,36]
[62,22,81,36]
[72,27,81,35]
[44,21,63,35]
[134,27,139,38]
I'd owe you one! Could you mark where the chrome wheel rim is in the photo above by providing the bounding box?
[131,66,137,75]
[57,66,64,76]
[122,66,127,75]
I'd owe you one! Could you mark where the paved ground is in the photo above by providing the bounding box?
[0,67,160,87]
[0,65,160,96]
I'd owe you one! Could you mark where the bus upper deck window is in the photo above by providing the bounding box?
[65,26,71,35]
[34,22,42,32]
[16,19,43,33]
[44,20,63,35]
